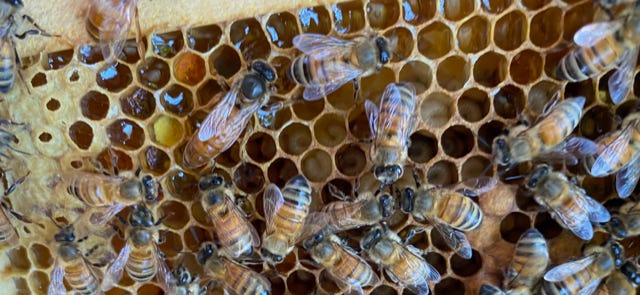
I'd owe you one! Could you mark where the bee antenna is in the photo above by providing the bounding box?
[503,174,526,182]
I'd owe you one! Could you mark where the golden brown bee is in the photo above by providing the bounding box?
[541,241,625,295]
[197,242,271,295]
[182,60,277,170]
[492,96,594,169]
[47,224,101,295]
[400,175,497,259]
[525,164,610,241]
[101,204,171,292]
[503,228,549,291]
[302,231,379,293]
[607,201,640,240]
[365,82,417,186]
[596,260,640,295]
[584,112,640,198]
[555,9,640,104]
[0,172,29,249]
[85,0,145,65]
[167,264,207,295]
[198,173,260,259]
[287,33,391,101]
[261,174,312,265]
[361,223,441,294]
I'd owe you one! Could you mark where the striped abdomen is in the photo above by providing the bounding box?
[209,203,254,258]
[543,179,590,232]
[322,200,370,230]
[64,258,100,295]
[435,191,483,231]
[271,177,312,243]
[542,266,602,295]
[0,208,17,247]
[288,55,344,86]
[385,247,425,287]
[0,40,14,94]
[586,122,640,176]
[224,259,270,295]
[556,33,624,81]
[66,174,122,207]
[506,229,549,289]
[126,243,157,283]
[373,83,415,156]
[526,97,585,155]
[327,246,378,287]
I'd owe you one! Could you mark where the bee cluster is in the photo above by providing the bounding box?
[3,0,640,294]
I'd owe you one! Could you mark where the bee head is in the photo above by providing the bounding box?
[607,216,628,240]
[361,226,383,250]
[610,241,625,268]
[141,175,157,202]
[375,37,390,65]
[399,187,415,214]
[130,204,155,227]
[197,242,217,265]
[525,165,549,189]
[54,226,75,243]
[3,0,22,7]
[172,265,191,285]
[620,261,640,285]
[199,174,224,191]
[303,231,325,251]
[492,136,511,166]
[374,165,403,186]
[377,193,394,218]
[260,248,284,264]
[251,60,277,83]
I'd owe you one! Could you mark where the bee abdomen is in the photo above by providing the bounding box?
[556,35,621,82]
[65,261,99,295]
[126,251,157,282]
[440,194,483,231]
[0,50,14,94]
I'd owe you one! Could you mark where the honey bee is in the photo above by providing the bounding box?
[0,172,29,249]
[607,201,640,240]
[101,204,171,292]
[182,60,277,170]
[503,228,550,291]
[0,119,29,158]
[197,242,271,295]
[584,112,640,198]
[400,175,498,259]
[365,82,417,187]
[541,241,625,295]
[555,9,640,104]
[86,0,145,65]
[261,174,312,265]
[47,224,101,295]
[492,96,595,169]
[167,264,207,295]
[302,231,379,294]
[361,223,441,294]
[287,33,391,101]
[198,173,260,259]
[597,260,640,295]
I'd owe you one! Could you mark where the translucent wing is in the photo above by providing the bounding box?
[577,278,603,295]
[544,254,596,282]
[609,46,639,105]
[155,245,173,293]
[479,284,506,295]
[536,92,562,124]
[430,219,472,259]
[97,0,136,64]
[47,260,66,295]
[405,244,441,282]
[616,156,640,198]
[292,33,354,55]
[573,190,610,223]
[563,137,598,158]
[544,192,594,240]
[573,21,621,47]
[452,176,498,197]
[299,211,333,241]
[89,203,126,225]
[395,242,439,295]
[262,184,285,233]
[197,83,240,142]
[589,124,634,177]
[211,196,260,247]
[365,99,379,140]
[101,241,131,291]
[378,83,417,145]
[302,64,363,101]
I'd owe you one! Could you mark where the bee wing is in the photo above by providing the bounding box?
[89,203,126,225]
[576,190,611,223]
[155,245,173,293]
[378,83,416,143]
[97,0,136,63]
[616,156,640,198]
[545,193,594,240]
[405,244,441,282]
[197,83,240,142]
[298,212,334,243]
[47,259,66,295]
[263,183,285,234]
[479,284,506,295]
[589,124,634,177]
[577,278,604,295]
[562,137,598,159]
[292,33,354,54]
[573,21,622,47]
[302,64,363,101]
[544,254,596,282]
[101,241,132,292]
[429,218,472,259]
[609,46,639,105]
[451,177,498,197]
[396,244,438,295]
[365,99,379,140]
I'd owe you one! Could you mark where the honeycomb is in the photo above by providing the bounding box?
[1,0,638,294]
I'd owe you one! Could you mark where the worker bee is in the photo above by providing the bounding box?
[584,112,640,198]
[361,223,441,294]
[302,231,379,294]
[182,60,277,170]
[541,241,625,295]
[47,224,101,295]
[607,201,640,240]
[400,174,497,259]
[492,96,595,169]
[526,164,610,241]
[596,260,640,295]
[167,264,207,295]
[0,172,29,249]
[86,0,145,65]
[555,9,640,104]
[198,173,260,259]
[287,33,391,101]
[365,82,417,187]
[101,204,171,292]
[198,242,271,295]
[261,174,312,265]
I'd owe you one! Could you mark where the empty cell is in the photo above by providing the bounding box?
[321,178,352,203]
[327,83,356,110]
[80,90,110,120]
[143,145,171,175]
[151,30,184,58]
[372,285,397,295]
[494,11,527,51]
[319,269,341,293]
[474,52,506,87]
[563,2,596,42]
[280,123,312,155]
[166,170,199,201]
[46,98,60,111]
[44,49,73,70]
[457,16,489,53]
[266,12,299,48]
[77,44,103,64]
[7,246,30,273]
[152,115,183,147]
[481,0,512,13]
[530,7,562,48]
[301,149,333,182]
[136,57,170,90]
[420,92,453,128]
[435,278,464,295]
[187,24,222,53]
[160,200,190,231]
[443,0,474,21]
[398,225,429,249]
[450,249,482,276]
[314,113,346,147]
[31,72,47,87]
[233,162,265,194]
[210,45,242,79]
[277,251,298,274]
[287,270,317,295]
[96,62,132,93]
[359,67,395,102]
[120,87,156,120]
[298,5,332,34]
[14,277,29,295]
[494,85,525,119]
[270,56,295,94]
[500,212,532,243]
[268,158,299,188]
[441,125,474,158]
[426,252,447,275]
[332,0,365,34]
[173,52,206,86]
[197,79,224,107]
[528,80,560,114]
[408,131,438,163]
[246,132,276,163]
[534,211,563,239]
[428,160,458,186]
[184,226,211,251]
[293,95,325,120]
[216,141,241,168]
[399,61,432,94]
[458,88,490,122]
[68,121,93,150]
[522,0,550,10]
[418,22,452,59]
[402,0,436,25]
[107,119,145,150]
[565,79,595,107]
[580,105,614,140]
[367,0,399,29]
[543,46,570,78]
[516,186,540,212]
[582,176,614,203]
[461,155,492,180]
[635,72,640,98]
[510,50,543,85]
[384,27,413,63]
[437,55,470,91]
[616,99,640,121]
[28,271,49,295]
[348,105,372,139]
[335,144,366,176]
[230,18,271,61]
[161,84,194,117]
[38,132,51,143]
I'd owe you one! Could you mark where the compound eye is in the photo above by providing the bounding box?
[392,165,403,176]
[275,255,284,262]
[374,166,386,177]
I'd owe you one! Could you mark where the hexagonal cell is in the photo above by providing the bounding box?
[635,72,640,98]
[44,49,73,70]
[266,12,299,48]
[409,130,437,163]
[314,113,347,147]
[160,200,190,230]
[494,11,527,51]
[187,24,222,53]
[298,5,332,34]
[7,246,30,273]
[29,243,53,269]
[327,84,356,110]
[435,278,464,295]
[302,149,333,182]
[516,186,539,212]
[402,0,436,25]
[421,92,453,128]
[161,84,194,117]
[197,79,224,106]
[319,269,341,293]
[582,176,614,203]
[332,0,365,34]
[234,162,265,194]
[565,79,596,107]
[462,155,492,180]
[530,7,562,48]
[288,269,317,294]
[151,31,184,58]
[443,0,474,21]
[268,158,299,187]
[78,44,103,64]
[96,62,132,93]
[107,119,145,150]
[166,170,199,201]
[120,87,156,120]
[152,115,183,147]
[280,123,312,156]
[481,0,512,13]
[230,18,271,61]
[384,27,413,63]
[418,22,452,59]
[80,90,110,121]
[119,38,147,64]
[399,61,431,94]
[28,270,49,294]
[457,16,489,53]
[96,147,133,173]
[441,125,474,158]
[246,132,276,163]
[474,52,507,88]
[458,88,490,122]
[372,285,397,295]
[451,249,482,276]
[528,80,561,114]
[428,160,458,186]
[68,121,93,150]
[348,105,372,140]
[580,105,614,140]
[173,51,206,86]
[214,141,242,168]
[137,57,171,90]
[38,132,52,143]
[293,95,325,120]
[437,55,470,91]
[500,212,532,243]
[563,2,596,42]
[184,226,211,251]
[335,144,366,176]
[14,277,29,295]
[511,50,543,85]
[522,0,550,10]
[534,211,563,239]
[210,45,242,79]
[143,145,171,175]
[359,67,395,102]
[367,0,399,29]
[276,251,298,274]
[494,85,526,119]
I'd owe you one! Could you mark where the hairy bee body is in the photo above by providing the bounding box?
[607,201,640,239]
[198,243,270,295]
[48,226,101,295]
[126,229,158,282]
[320,191,393,232]
[556,30,628,81]
[504,228,549,290]
[58,248,100,295]
[86,0,143,64]
[414,188,483,231]
[0,1,22,93]
[168,265,205,295]
[586,114,640,176]
[59,171,156,208]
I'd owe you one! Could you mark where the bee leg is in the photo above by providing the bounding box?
[400,226,424,245]
[106,147,119,176]
[327,183,350,201]
[19,14,59,38]
[352,79,360,101]
[157,230,167,244]
[411,167,423,188]
[109,221,125,239]
[7,36,31,95]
